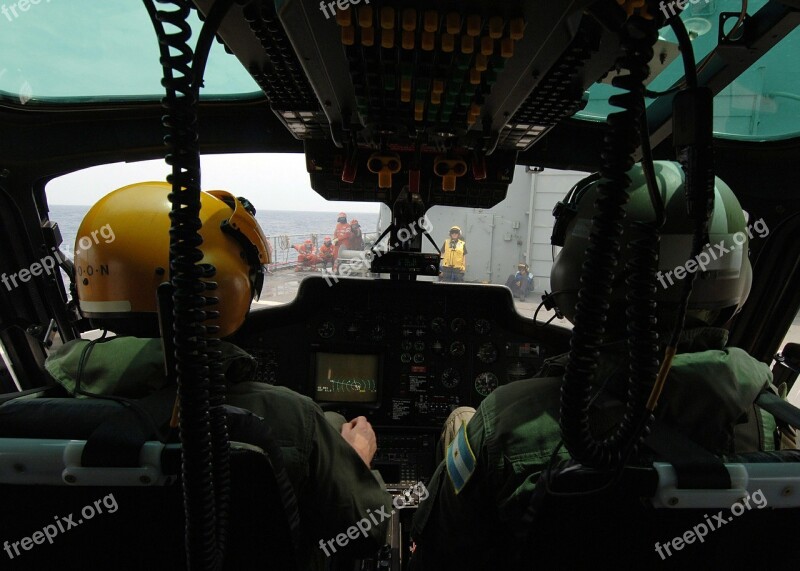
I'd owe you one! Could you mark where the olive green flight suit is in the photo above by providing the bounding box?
[45,337,392,569]
[410,328,792,570]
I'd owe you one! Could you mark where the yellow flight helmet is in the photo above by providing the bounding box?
[74,181,269,338]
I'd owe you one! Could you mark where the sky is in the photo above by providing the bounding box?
[46,153,381,212]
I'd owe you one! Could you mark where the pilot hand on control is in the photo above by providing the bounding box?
[340,416,378,466]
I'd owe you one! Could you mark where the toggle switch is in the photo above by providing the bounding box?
[434,156,468,192]
[368,153,402,189]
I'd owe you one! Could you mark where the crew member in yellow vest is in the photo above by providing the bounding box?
[440,226,467,282]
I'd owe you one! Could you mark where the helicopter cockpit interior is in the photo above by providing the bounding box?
[1,0,800,569]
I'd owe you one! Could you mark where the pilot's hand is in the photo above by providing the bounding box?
[340,416,377,466]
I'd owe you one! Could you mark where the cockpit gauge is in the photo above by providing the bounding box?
[477,342,498,364]
[440,368,461,389]
[371,324,385,340]
[431,317,446,333]
[318,321,335,339]
[402,339,413,351]
[474,372,499,396]
[450,318,467,333]
[474,319,492,335]
[449,341,466,357]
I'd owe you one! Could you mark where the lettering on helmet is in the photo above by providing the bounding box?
[76,265,110,277]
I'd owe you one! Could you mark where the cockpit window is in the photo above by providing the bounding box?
[421,167,581,328]
[45,154,381,311]
[577,0,800,141]
[0,0,260,103]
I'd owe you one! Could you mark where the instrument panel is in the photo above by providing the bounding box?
[232,276,568,484]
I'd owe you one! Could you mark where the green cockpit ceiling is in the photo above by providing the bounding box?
[0,0,797,142]
[577,0,800,142]
[0,0,261,102]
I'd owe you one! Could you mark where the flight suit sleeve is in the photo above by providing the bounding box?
[409,405,495,570]
[301,406,393,558]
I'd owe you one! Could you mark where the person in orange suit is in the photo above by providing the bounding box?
[348,219,364,251]
[318,236,335,270]
[293,239,318,271]
[333,212,352,261]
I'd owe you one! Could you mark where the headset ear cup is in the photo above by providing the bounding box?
[550,201,576,247]
[550,172,602,246]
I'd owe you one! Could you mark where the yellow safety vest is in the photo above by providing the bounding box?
[442,239,466,271]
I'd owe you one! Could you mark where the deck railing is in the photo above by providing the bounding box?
[266,232,382,271]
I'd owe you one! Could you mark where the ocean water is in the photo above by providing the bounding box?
[49,204,381,261]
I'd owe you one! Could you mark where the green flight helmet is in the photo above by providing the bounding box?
[550,161,753,331]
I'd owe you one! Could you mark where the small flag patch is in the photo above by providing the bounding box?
[446,421,476,494]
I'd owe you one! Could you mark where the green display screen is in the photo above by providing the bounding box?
[314,353,380,404]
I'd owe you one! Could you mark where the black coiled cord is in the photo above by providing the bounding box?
[619,221,661,460]
[559,14,660,470]
[203,266,231,565]
[156,1,219,568]
[143,0,234,568]
[191,0,239,562]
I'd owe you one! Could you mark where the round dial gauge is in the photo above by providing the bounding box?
[431,317,446,333]
[449,341,466,357]
[441,368,461,389]
[477,342,498,364]
[371,324,385,340]
[317,321,335,339]
[474,372,499,396]
[450,317,467,333]
[474,318,492,335]
[401,339,413,351]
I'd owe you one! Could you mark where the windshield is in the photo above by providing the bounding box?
[576,0,800,141]
[0,0,260,102]
[4,1,798,143]
[45,154,382,309]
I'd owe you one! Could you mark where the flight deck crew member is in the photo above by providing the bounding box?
[293,238,318,271]
[333,211,352,261]
[440,226,467,282]
[318,236,335,270]
[410,162,797,569]
[505,262,534,300]
[45,182,391,570]
[349,219,364,251]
